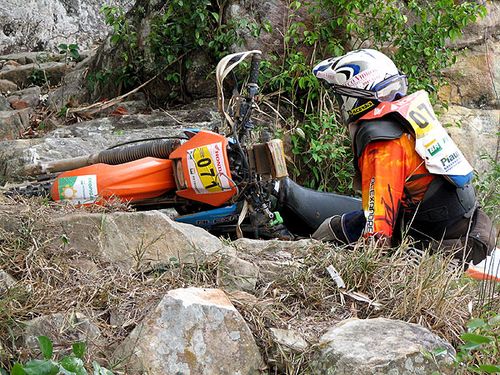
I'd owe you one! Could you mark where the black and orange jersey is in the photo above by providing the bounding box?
[358,133,434,238]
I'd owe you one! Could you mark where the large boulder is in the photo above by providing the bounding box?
[440,40,499,109]
[53,211,235,272]
[312,318,456,375]
[113,287,264,374]
[0,0,130,54]
[438,105,499,173]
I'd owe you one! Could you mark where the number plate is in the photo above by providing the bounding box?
[267,139,288,178]
[186,142,232,194]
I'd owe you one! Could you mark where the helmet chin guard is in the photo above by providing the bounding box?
[313,49,408,124]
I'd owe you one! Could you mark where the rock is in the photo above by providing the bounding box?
[23,312,101,351]
[0,269,16,294]
[0,51,59,65]
[113,287,264,374]
[47,68,88,109]
[0,79,18,93]
[270,328,309,352]
[0,0,130,54]
[232,238,316,282]
[438,105,499,173]
[0,62,69,87]
[312,318,455,375]
[7,86,41,108]
[440,40,499,109]
[53,211,235,272]
[0,95,11,111]
[0,108,219,182]
[218,256,259,292]
[0,108,31,140]
[225,0,313,59]
[447,2,500,49]
[233,238,317,258]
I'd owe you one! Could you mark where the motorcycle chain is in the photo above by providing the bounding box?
[4,181,53,198]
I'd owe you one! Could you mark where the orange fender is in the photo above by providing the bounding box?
[51,157,175,204]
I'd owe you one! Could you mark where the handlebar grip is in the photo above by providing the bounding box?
[248,54,261,85]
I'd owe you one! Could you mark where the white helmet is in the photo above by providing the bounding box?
[313,49,408,124]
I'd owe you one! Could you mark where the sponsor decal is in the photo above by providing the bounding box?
[348,101,374,116]
[345,69,381,89]
[427,142,442,156]
[58,175,98,204]
[440,151,462,172]
[365,177,376,233]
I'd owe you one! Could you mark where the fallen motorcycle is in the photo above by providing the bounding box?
[6,51,361,239]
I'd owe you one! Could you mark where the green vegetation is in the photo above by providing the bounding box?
[58,43,80,63]
[451,313,500,374]
[9,336,112,375]
[100,1,243,97]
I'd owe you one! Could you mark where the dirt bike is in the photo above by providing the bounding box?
[6,51,361,239]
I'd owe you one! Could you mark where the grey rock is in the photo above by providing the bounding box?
[218,255,259,292]
[0,51,61,65]
[7,86,41,108]
[47,68,88,109]
[0,61,69,87]
[0,95,11,111]
[0,0,130,54]
[232,238,316,282]
[0,108,219,181]
[0,79,18,93]
[52,211,235,272]
[0,108,31,140]
[440,40,499,109]
[23,312,102,351]
[113,287,264,374]
[0,269,16,294]
[312,318,455,375]
[270,328,309,352]
[447,2,500,49]
[438,105,499,173]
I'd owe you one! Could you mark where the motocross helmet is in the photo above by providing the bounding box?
[312,49,408,124]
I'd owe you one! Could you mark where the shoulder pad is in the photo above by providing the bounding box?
[355,118,404,157]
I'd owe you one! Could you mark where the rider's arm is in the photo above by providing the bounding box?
[358,138,407,239]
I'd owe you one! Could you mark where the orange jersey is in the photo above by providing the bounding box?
[358,133,434,238]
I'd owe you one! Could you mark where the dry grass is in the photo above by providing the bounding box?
[0,196,221,371]
[0,196,498,374]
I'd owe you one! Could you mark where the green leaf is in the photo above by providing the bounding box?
[22,360,59,375]
[460,333,492,345]
[92,362,114,375]
[70,49,80,60]
[10,364,26,375]
[72,342,86,359]
[467,318,486,330]
[477,365,500,373]
[58,43,68,50]
[37,336,53,360]
[60,356,87,375]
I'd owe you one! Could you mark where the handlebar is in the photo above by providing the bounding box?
[248,54,261,86]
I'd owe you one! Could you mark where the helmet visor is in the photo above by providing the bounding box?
[327,74,408,102]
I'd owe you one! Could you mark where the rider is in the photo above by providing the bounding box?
[310,49,498,280]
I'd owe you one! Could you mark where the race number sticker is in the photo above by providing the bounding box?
[58,175,98,204]
[186,142,231,194]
